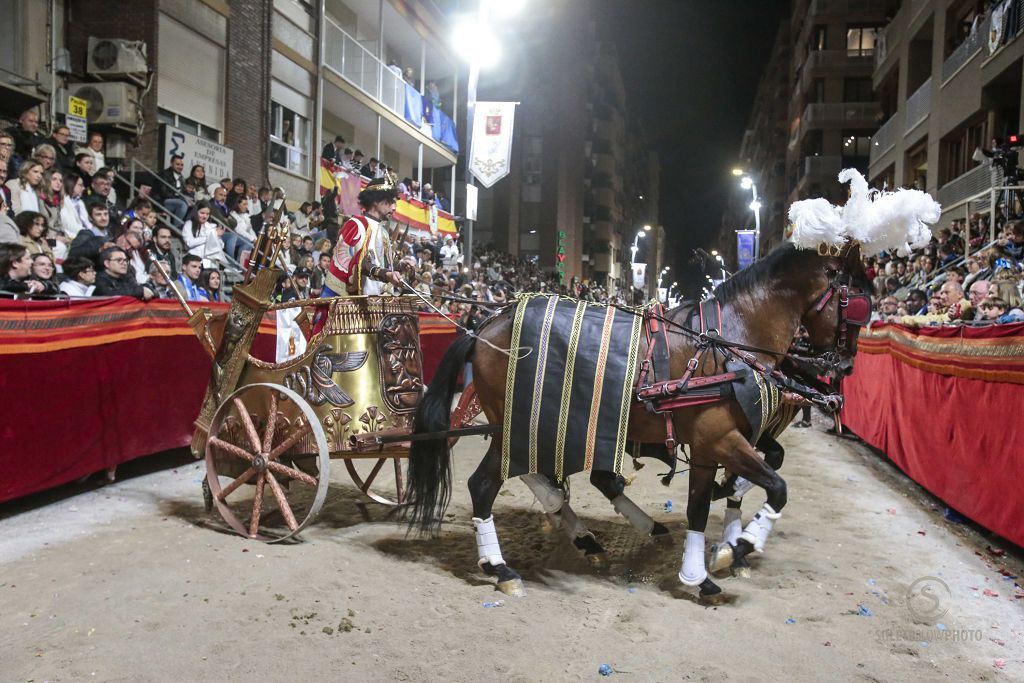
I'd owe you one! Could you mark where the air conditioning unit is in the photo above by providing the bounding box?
[69,82,139,125]
[87,37,148,78]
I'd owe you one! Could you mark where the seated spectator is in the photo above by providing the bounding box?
[182,201,226,268]
[291,267,311,299]
[6,159,43,214]
[94,246,154,300]
[39,168,64,237]
[0,192,18,243]
[5,107,45,166]
[229,195,257,260]
[177,254,210,301]
[351,150,364,172]
[188,165,211,201]
[73,152,95,187]
[77,131,106,172]
[154,155,189,225]
[67,202,114,264]
[0,242,45,295]
[292,202,313,235]
[339,147,355,170]
[0,132,14,178]
[873,295,898,321]
[199,268,227,302]
[30,253,60,296]
[905,288,927,315]
[321,135,346,164]
[363,158,379,179]
[33,144,57,172]
[59,255,97,297]
[967,279,990,319]
[84,169,123,225]
[311,252,329,296]
[145,259,177,299]
[115,216,152,285]
[48,125,75,173]
[148,224,180,279]
[225,178,247,210]
[16,211,53,259]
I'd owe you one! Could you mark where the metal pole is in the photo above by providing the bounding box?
[462,0,488,273]
[751,181,761,261]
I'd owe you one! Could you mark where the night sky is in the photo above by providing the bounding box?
[596,0,789,297]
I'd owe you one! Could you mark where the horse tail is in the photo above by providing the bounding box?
[405,333,476,534]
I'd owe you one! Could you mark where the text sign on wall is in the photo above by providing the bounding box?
[556,230,567,282]
[160,124,233,180]
[67,96,88,144]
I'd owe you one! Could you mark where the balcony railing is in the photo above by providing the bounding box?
[869,111,901,167]
[941,14,989,83]
[806,49,875,70]
[802,102,878,127]
[809,0,889,14]
[905,77,930,132]
[324,19,406,119]
[804,155,843,179]
[937,164,1001,210]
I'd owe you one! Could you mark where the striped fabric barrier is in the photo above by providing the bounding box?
[0,297,457,503]
[843,322,1024,547]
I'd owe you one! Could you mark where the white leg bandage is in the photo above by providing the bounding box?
[732,476,754,499]
[521,473,566,514]
[739,503,781,553]
[678,530,708,586]
[722,507,743,546]
[611,494,655,535]
[556,503,593,540]
[473,516,506,568]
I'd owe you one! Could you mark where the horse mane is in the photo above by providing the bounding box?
[712,242,816,305]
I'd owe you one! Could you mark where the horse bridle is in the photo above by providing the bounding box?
[806,266,872,365]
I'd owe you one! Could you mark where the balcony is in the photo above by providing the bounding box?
[937,164,1000,210]
[941,14,989,84]
[324,19,406,118]
[904,77,930,133]
[803,155,843,180]
[801,102,879,130]
[869,111,901,167]
[797,50,875,94]
[809,0,889,15]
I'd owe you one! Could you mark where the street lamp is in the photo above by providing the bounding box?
[630,229,646,264]
[643,224,651,231]
[740,175,761,261]
[456,0,524,279]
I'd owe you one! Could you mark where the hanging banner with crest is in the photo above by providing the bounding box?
[736,230,756,270]
[469,101,517,188]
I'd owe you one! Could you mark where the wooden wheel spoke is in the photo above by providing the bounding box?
[268,422,313,461]
[210,437,255,462]
[393,458,405,503]
[264,472,298,531]
[360,458,387,493]
[267,461,318,487]
[249,473,266,537]
[262,391,279,453]
[234,398,263,453]
[217,467,257,501]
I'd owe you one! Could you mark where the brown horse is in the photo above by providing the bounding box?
[406,242,867,598]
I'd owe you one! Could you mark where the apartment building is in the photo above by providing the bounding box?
[1,0,461,208]
[869,0,1024,233]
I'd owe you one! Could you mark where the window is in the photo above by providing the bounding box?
[847,27,878,56]
[270,102,309,174]
[843,77,874,102]
[158,108,222,142]
[842,132,872,157]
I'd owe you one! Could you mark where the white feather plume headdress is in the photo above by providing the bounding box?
[787,169,941,256]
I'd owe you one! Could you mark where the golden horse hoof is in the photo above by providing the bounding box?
[708,542,734,573]
[496,578,526,597]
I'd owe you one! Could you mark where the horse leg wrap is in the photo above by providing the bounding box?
[473,516,506,568]
[611,495,655,535]
[557,503,594,541]
[678,530,708,586]
[739,503,781,553]
[520,473,565,514]
[731,476,754,500]
[722,507,743,546]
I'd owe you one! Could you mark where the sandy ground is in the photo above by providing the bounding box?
[2,414,1023,683]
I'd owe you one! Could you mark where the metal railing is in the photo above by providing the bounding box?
[869,112,901,167]
[804,155,842,178]
[809,0,889,14]
[941,14,989,83]
[324,18,407,121]
[904,77,930,132]
[937,163,1001,210]
[801,102,878,126]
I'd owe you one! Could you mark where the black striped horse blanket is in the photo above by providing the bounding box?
[501,295,643,482]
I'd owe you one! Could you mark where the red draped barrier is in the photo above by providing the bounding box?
[0,298,457,504]
[842,322,1024,547]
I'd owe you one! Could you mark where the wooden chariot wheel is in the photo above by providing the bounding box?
[205,383,330,542]
[344,457,407,506]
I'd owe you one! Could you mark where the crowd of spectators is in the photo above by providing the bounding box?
[866,214,1024,327]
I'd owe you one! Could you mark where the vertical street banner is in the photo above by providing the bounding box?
[632,262,647,290]
[736,230,756,270]
[469,101,517,187]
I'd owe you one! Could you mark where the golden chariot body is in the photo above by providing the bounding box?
[172,191,479,542]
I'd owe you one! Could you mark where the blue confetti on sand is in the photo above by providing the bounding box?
[857,604,873,617]
[785,618,796,624]
[599,664,613,676]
